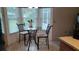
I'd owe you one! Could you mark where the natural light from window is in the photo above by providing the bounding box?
[6,7,51,33]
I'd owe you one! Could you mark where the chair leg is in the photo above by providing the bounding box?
[46,38,49,49]
[37,37,39,50]
[19,34,21,43]
[24,34,26,46]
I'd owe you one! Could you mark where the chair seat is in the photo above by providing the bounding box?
[20,31,28,35]
[37,31,47,37]
[37,36,48,38]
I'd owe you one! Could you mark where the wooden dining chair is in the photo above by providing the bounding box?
[37,24,52,50]
[17,23,28,45]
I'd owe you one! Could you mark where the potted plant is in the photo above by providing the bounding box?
[28,19,33,28]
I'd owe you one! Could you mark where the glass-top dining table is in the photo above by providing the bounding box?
[25,27,37,51]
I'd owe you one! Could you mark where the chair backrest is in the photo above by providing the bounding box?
[46,24,53,35]
[17,23,25,32]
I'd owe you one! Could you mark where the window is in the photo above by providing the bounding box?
[7,7,18,33]
[40,8,51,30]
[6,7,51,33]
[22,8,38,29]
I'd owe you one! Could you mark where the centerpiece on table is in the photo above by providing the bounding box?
[28,19,33,28]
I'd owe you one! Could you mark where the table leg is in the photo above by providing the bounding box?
[28,33,31,51]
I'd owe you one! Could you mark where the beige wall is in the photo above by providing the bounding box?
[53,7,79,42]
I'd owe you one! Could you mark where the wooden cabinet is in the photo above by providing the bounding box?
[59,36,79,51]
[60,41,75,51]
